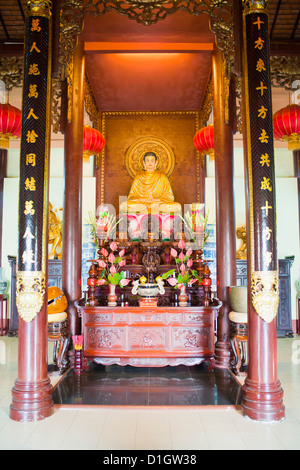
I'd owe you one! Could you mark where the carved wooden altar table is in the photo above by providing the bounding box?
[76,300,222,370]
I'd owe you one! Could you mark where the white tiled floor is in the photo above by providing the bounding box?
[0,335,300,450]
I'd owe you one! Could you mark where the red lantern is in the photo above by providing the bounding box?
[273,104,300,151]
[0,103,22,149]
[83,125,105,162]
[193,124,214,160]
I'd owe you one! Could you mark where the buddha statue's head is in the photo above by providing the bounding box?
[143,152,158,173]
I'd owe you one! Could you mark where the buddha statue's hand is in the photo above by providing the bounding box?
[146,191,160,203]
[139,197,160,203]
[146,195,161,203]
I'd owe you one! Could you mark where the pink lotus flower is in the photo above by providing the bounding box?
[108,253,115,263]
[109,241,117,251]
[170,248,177,258]
[100,247,108,257]
[119,248,125,257]
[187,259,193,268]
[119,259,126,267]
[96,278,106,286]
[178,239,185,250]
[179,263,185,272]
[189,278,197,285]
[109,265,116,274]
[179,251,185,261]
[98,260,106,268]
[167,278,178,287]
[120,278,131,286]
[186,248,193,257]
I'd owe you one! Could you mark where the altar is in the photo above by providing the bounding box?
[76,303,221,370]
[77,204,221,369]
[73,144,223,369]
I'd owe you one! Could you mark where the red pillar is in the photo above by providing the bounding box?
[241,0,285,422]
[10,1,53,421]
[62,39,85,340]
[212,43,236,368]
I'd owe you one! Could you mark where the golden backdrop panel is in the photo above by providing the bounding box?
[101,111,200,212]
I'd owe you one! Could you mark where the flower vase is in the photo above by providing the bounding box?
[178,285,188,307]
[108,283,117,306]
[0,268,8,296]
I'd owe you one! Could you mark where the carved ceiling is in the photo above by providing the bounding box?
[0,0,299,114]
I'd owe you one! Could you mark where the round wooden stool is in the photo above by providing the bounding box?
[229,311,248,375]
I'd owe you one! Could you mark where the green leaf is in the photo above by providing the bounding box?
[107,274,115,284]
[191,269,202,281]
[99,269,106,279]
[161,269,175,279]
[108,272,120,285]
[181,273,190,284]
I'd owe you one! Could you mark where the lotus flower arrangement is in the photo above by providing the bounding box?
[97,241,131,287]
[161,239,201,289]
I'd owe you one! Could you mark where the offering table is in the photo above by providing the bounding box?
[76,300,221,370]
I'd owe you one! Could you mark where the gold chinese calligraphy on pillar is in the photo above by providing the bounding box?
[243,0,279,323]
[16,1,52,323]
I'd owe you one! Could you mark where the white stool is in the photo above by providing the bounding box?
[229,311,248,375]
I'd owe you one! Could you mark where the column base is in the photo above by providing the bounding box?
[241,377,285,422]
[10,377,54,422]
[214,340,232,369]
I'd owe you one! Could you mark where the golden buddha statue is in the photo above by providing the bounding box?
[120,152,181,215]
[236,225,247,260]
[48,202,62,259]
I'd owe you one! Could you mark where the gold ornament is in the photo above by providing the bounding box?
[243,0,267,15]
[26,0,52,18]
[251,270,279,323]
[16,271,46,323]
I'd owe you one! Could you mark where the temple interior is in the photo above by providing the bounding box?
[0,0,300,451]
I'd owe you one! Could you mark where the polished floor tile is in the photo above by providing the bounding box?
[52,362,242,407]
[0,335,300,450]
